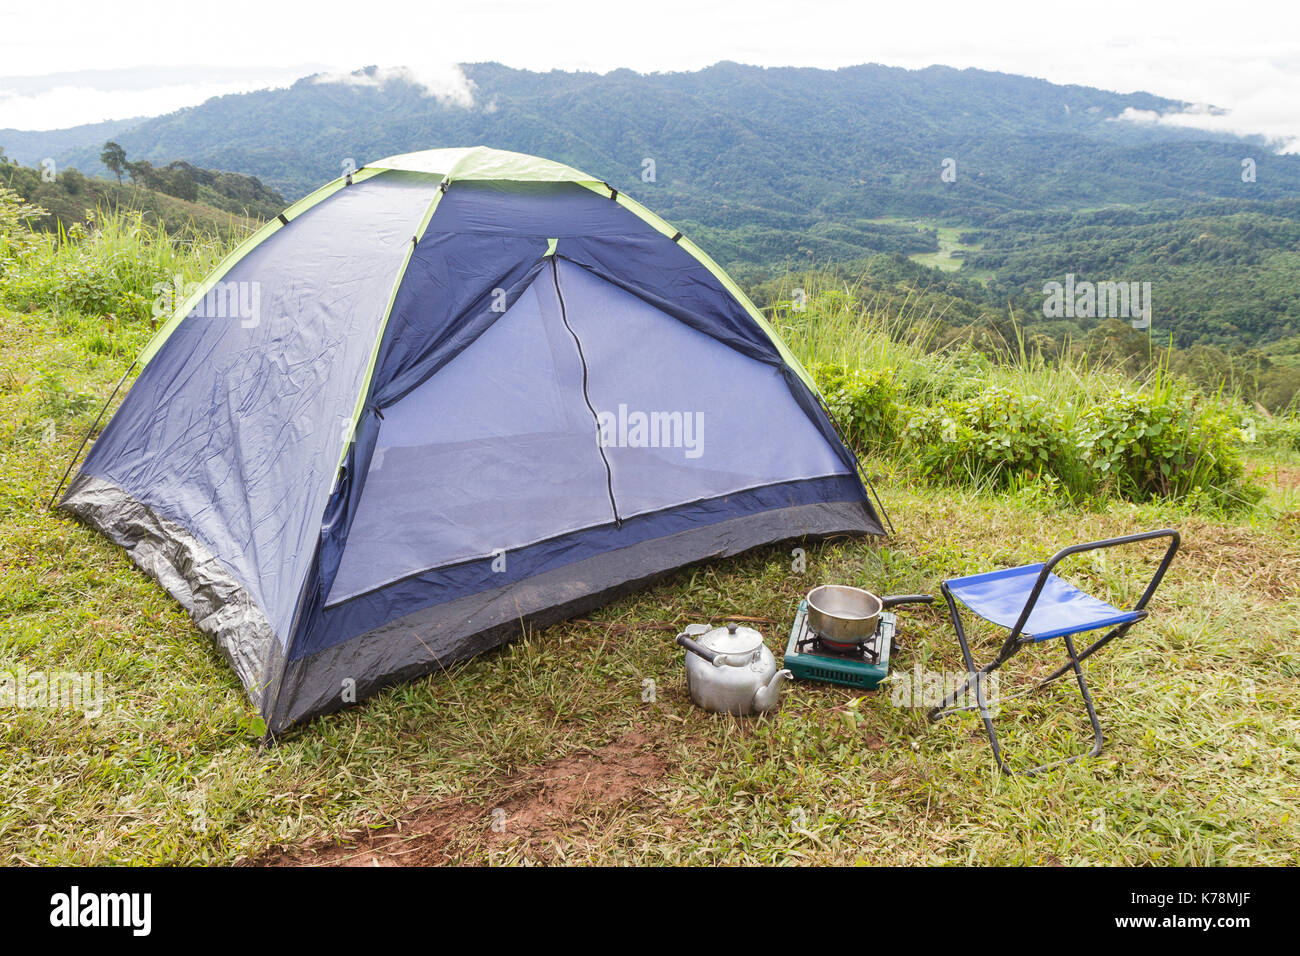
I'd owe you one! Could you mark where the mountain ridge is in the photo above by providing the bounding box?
[5,60,1284,210]
[4,61,1298,351]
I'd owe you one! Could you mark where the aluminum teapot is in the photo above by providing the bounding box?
[676,622,792,716]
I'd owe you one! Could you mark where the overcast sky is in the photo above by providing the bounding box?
[2,0,1298,150]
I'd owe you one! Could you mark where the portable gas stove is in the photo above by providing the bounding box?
[784,599,895,690]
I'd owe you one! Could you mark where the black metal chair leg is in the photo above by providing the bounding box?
[1033,620,1138,690]
[932,591,1108,776]
[1015,632,1105,775]
[928,586,1018,773]
[928,589,1018,720]
[1064,632,1105,759]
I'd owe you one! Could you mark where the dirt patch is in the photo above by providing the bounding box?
[254,732,668,866]
[1264,464,1300,491]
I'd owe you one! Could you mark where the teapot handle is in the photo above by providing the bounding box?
[676,631,751,668]
[676,632,720,664]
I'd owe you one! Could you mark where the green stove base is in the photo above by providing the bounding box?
[784,600,893,690]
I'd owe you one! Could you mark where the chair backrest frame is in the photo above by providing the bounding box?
[1004,529,1181,643]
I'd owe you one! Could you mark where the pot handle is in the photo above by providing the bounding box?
[880,594,934,609]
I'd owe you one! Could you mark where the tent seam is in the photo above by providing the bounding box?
[268,172,451,717]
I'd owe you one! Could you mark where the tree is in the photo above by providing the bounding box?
[124,159,154,187]
[100,141,126,183]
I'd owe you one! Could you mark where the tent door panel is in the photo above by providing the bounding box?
[325,270,614,605]
[551,258,853,520]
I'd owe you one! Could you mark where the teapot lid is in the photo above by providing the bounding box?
[701,622,764,657]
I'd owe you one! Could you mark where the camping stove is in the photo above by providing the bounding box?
[784,599,895,690]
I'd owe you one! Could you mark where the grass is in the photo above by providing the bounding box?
[1,205,233,326]
[909,225,980,274]
[1,214,1298,865]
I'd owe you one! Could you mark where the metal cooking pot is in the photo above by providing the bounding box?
[805,585,933,646]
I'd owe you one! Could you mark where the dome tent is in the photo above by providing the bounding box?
[60,146,885,734]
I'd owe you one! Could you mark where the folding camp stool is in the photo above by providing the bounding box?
[928,529,1180,775]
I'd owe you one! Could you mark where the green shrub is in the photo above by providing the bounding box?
[1074,382,1250,502]
[1253,414,1300,453]
[812,362,901,453]
[53,255,132,316]
[903,385,1069,489]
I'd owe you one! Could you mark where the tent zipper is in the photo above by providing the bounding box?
[551,258,622,529]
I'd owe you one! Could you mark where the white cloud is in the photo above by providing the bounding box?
[1115,108,1161,125]
[1114,100,1300,155]
[309,65,476,108]
[0,82,262,130]
[0,66,315,130]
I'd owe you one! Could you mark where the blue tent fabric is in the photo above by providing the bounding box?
[366,181,777,410]
[322,255,855,607]
[299,475,864,661]
[327,269,619,602]
[60,150,885,734]
[365,234,551,408]
[557,237,780,363]
[428,180,661,237]
[73,171,442,643]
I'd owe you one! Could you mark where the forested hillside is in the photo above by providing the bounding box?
[963,200,1300,347]
[24,62,1297,221]
[0,150,281,235]
[5,60,1298,359]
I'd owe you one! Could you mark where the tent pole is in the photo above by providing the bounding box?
[46,359,137,511]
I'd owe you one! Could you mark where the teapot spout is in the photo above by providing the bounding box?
[752,668,793,714]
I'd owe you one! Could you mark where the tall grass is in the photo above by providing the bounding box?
[1,199,240,324]
[769,271,941,394]
[765,269,1274,511]
[1,197,247,453]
